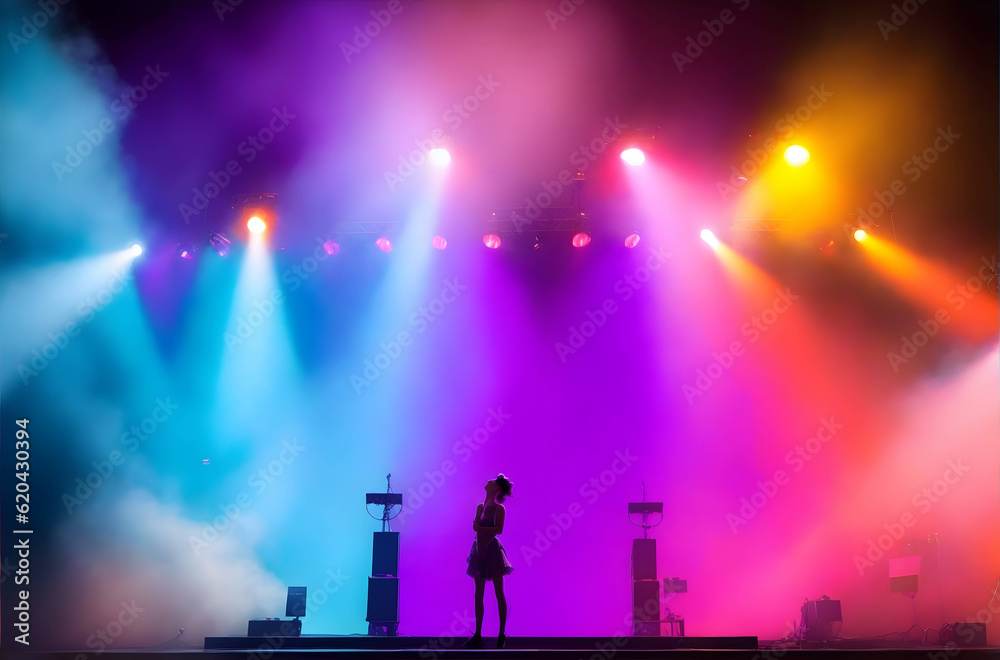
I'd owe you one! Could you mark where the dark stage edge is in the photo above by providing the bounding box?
[196,635,999,659]
[204,635,756,651]
[7,639,999,660]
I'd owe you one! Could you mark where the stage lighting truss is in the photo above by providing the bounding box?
[728,217,796,242]
[486,207,592,239]
[332,221,400,235]
[731,218,795,233]
[324,221,402,252]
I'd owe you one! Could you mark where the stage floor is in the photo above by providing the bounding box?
[6,635,997,659]
[4,636,1000,660]
[201,634,997,655]
[204,633,758,650]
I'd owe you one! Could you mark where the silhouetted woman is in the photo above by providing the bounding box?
[463,474,514,649]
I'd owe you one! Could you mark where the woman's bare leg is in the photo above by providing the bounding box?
[493,576,507,636]
[474,577,486,636]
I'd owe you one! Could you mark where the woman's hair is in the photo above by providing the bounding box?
[495,473,513,502]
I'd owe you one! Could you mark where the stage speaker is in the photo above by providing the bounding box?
[941,622,987,647]
[285,586,306,617]
[372,532,400,577]
[803,598,842,641]
[632,579,660,624]
[631,539,656,580]
[248,618,301,637]
[366,577,399,623]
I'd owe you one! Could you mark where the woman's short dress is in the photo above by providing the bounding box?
[466,504,514,579]
[466,536,514,579]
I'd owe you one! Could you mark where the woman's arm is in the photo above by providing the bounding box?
[473,504,505,535]
[472,503,483,531]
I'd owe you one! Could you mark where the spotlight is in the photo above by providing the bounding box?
[700,229,719,247]
[483,233,501,249]
[209,232,231,257]
[428,148,451,167]
[624,232,641,249]
[784,145,810,167]
[532,234,543,250]
[621,148,645,167]
[236,193,278,238]
[571,232,592,248]
[323,240,340,256]
[853,229,868,242]
[176,243,195,259]
[247,216,266,234]
[375,237,392,253]
[129,243,143,257]
[432,236,447,250]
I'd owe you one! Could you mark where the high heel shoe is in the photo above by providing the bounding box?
[496,633,506,649]
[463,634,483,649]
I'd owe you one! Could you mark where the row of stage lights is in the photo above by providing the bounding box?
[129,220,874,267]
[229,213,629,253]
[172,142,815,259]
[171,217,864,260]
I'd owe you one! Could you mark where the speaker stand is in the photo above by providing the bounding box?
[902,592,929,644]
